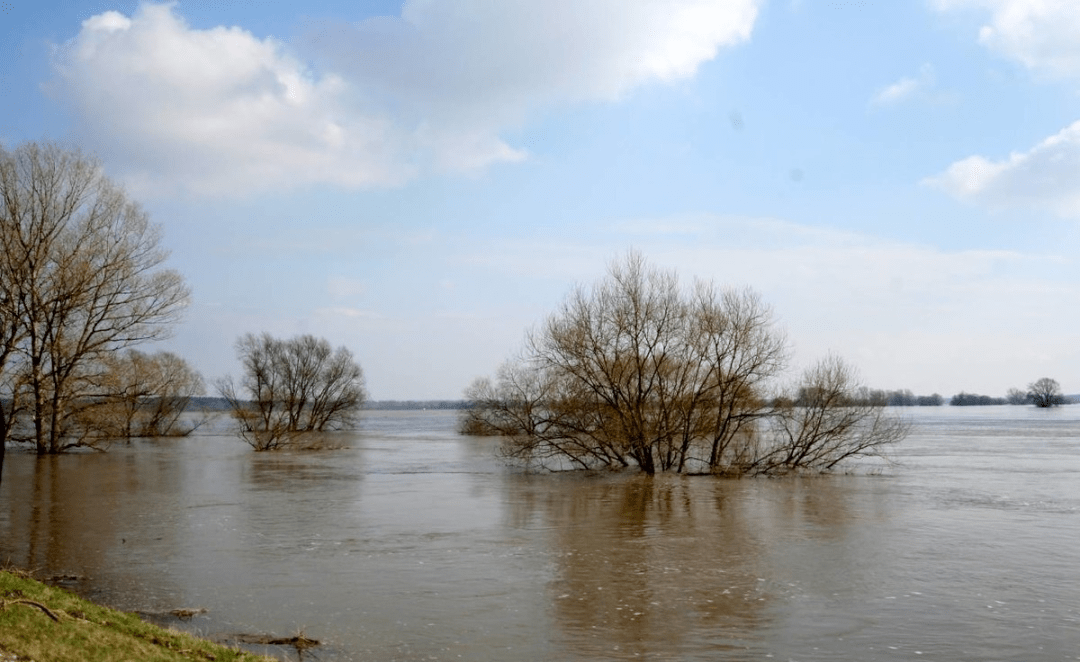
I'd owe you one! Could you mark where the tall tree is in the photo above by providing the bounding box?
[0,142,189,456]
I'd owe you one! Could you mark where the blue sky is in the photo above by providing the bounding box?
[3,0,1080,399]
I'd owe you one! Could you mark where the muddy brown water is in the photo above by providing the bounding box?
[2,407,1080,661]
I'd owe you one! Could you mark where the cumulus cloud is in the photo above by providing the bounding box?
[49,0,761,197]
[928,2,1080,214]
[924,120,1080,216]
[934,0,1080,78]
[51,4,402,196]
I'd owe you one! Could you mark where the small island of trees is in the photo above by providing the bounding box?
[217,332,367,451]
[460,252,909,476]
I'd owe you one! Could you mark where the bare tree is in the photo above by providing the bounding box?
[218,333,367,450]
[463,253,905,475]
[1028,377,1067,408]
[0,142,189,455]
[77,350,205,438]
[462,252,903,476]
[751,356,909,474]
[522,253,693,474]
[0,232,26,488]
[687,282,788,473]
[1006,387,1031,405]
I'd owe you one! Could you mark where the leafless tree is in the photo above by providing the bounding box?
[218,333,367,450]
[0,142,189,456]
[77,350,205,438]
[1006,387,1031,405]
[0,230,26,487]
[750,355,909,474]
[1028,377,1067,408]
[462,252,905,476]
[686,282,788,472]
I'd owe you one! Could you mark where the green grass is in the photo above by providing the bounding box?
[0,569,275,662]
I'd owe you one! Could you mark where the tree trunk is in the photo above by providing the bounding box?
[0,406,5,491]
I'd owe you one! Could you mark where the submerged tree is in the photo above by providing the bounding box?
[1028,378,1067,408]
[218,333,367,450]
[76,350,206,439]
[0,142,189,458]
[461,252,906,475]
[1006,388,1031,405]
[752,356,909,473]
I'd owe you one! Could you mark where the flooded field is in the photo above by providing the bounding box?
[2,406,1080,661]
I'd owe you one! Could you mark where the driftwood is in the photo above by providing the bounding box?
[136,606,209,622]
[0,598,63,622]
[232,633,320,650]
[168,607,208,621]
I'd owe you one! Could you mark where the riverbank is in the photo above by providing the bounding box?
[0,569,275,662]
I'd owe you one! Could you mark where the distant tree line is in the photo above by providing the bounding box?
[366,400,469,411]
[851,389,944,407]
[950,392,1007,406]
[949,379,1072,407]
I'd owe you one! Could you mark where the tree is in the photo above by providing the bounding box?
[1006,388,1031,405]
[218,333,367,450]
[77,350,206,439]
[950,392,1006,406]
[1028,378,1067,408]
[0,142,189,456]
[0,243,25,487]
[751,356,909,474]
[462,252,904,475]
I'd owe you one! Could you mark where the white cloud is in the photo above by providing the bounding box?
[870,64,935,106]
[934,0,1080,79]
[51,4,404,197]
[927,2,1080,215]
[49,1,761,197]
[873,77,919,106]
[924,120,1080,216]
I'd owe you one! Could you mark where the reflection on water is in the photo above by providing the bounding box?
[2,408,1080,660]
[517,475,774,658]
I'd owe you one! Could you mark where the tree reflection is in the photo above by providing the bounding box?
[2,446,185,612]
[507,475,779,658]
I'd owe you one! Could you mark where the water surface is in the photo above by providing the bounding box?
[2,407,1080,660]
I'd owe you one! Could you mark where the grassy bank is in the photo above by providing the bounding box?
[0,569,275,662]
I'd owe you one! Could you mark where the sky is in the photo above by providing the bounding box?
[3,0,1080,400]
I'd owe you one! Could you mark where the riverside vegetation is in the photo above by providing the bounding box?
[0,569,275,662]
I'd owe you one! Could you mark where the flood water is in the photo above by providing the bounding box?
[2,406,1080,661]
